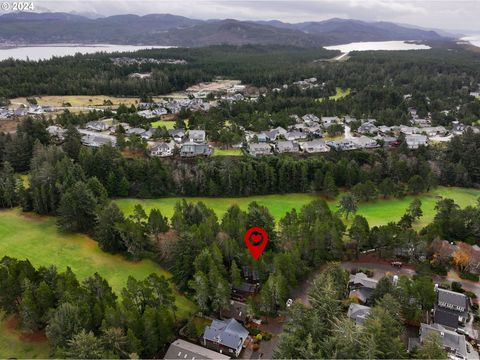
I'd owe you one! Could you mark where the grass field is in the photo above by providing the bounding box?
[0,209,196,317]
[317,87,351,102]
[0,209,197,358]
[151,120,176,129]
[10,95,140,108]
[212,148,243,156]
[329,87,351,101]
[115,187,480,228]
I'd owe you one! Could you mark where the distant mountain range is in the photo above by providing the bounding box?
[0,12,454,47]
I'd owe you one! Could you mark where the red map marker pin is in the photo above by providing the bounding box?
[244,226,268,260]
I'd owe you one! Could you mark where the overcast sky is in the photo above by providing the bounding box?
[36,0,480,33]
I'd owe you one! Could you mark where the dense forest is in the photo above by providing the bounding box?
[1,44,480,103]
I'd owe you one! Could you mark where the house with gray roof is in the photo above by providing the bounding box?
[202,318,249,357]
[285,131,307,141]
[405,134,428,149]
[301,139,329,153]
[351,136,379,149]
[126,127,147,136]
[347,303,371,325]
[276,140,299,154]
[86,120,112,132]
[302,114,320,123]
[433,288,469,330]
[180,142,212,157]
[348,272,378,304]
[321,116,340,127]
[169,129,186,143]
[327,139,356,151]
[418,323,469,360]
[188,130,206,143]
[358,122,378,135]
[78,130,117,148]
[164,339,230,360]
[150,141,175,157]
[247,143,272,157]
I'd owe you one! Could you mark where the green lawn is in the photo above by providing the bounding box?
[0,209,196,318]
[318,87,351,102]
[115,187,480,228]
[329,87,351,101]
[212,148,243,156]
[0,209,197,358]
[150,120,175,130]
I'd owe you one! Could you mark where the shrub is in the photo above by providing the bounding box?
[451,282,464,293]
[459,272,479,282]
[465,291,477,299]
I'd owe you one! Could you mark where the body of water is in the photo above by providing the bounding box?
[461,35,480,48]
[324,40,431,53]
[0,44,172,61]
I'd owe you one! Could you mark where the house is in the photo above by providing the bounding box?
[0,108,11,119]
[284,131,307,141]
[348,272,378,304]
[305,124,323,137]
[347,303,371,325]
[247,143,272,157]
[411,118,431,127]
[301,139,330,153]
[188,130,206,143]
[302,114,320,123]
[327,139,356,151]
[46,125,66,140]
[202,319,249,357]
[141,128,157,140]
[416,323,468,360]
[14,106,28,117]
[421,126,447,137]
[222,300,249,324]
[150,142,174,157]
[433,288,469,330]
[351,136,379,149]
[405,134,428,149]
[78,130,117,147]
[86,120,111,132]
[27,105,44,115]
[126,127,147,136]
[137,110,156,119]
[152,107,168,116]
[452,121,466,135]
[276,140,299,154]
[400,125,421,135]
[255,132,268,143]
[232,282,259,301]
[164,339,230,360]
[180,142,212,157]
[321,116,339,127]
[358,122,378,135]
[376,135,400,148]
[169,129,186,143]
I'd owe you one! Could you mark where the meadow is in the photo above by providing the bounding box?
[212,148,243,156]
[0,210,196,315]
[115,187,480,228]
